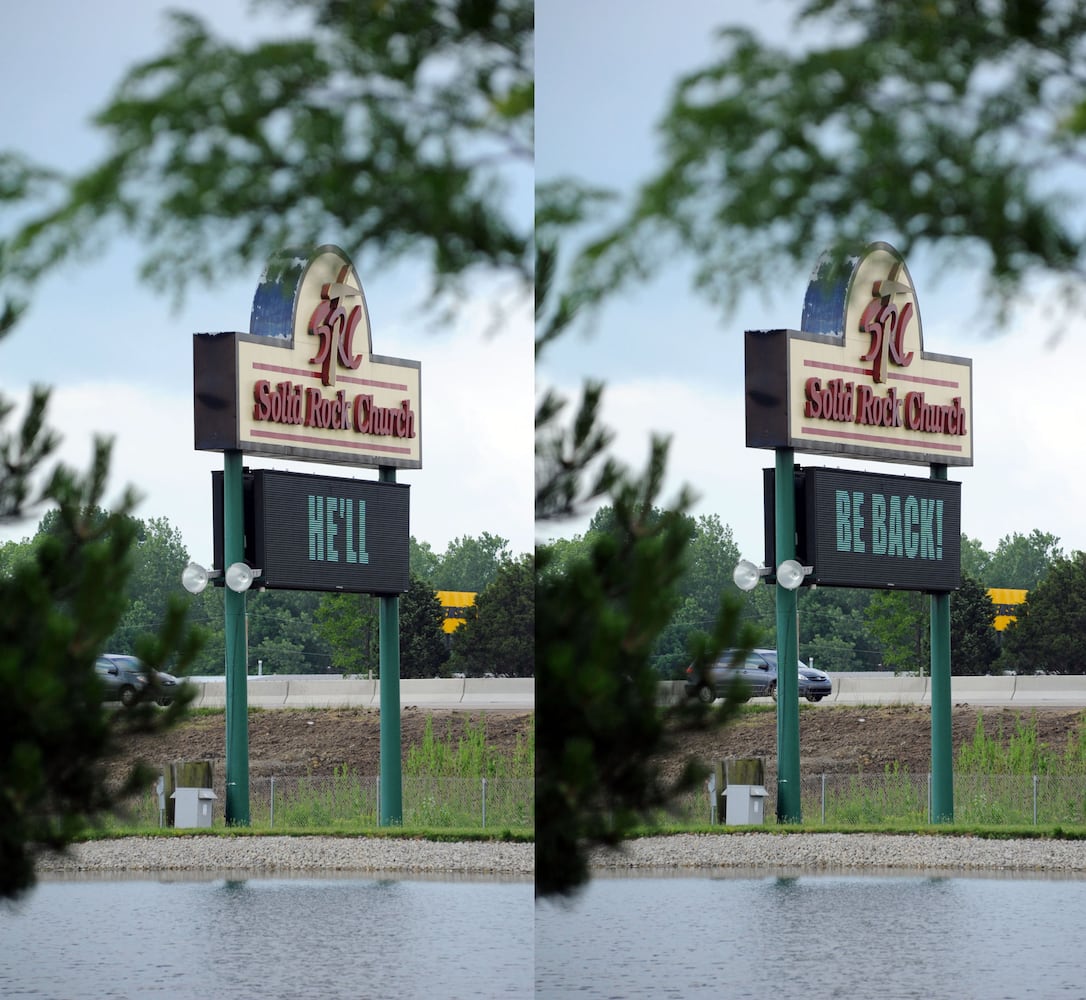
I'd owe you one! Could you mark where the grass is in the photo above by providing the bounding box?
[653,710,1086,833]
[103,713,534,838]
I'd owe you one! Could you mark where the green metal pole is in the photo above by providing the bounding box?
[930,463,954,822]
[774,448,802,823]
[378,466,403,826]
[223,449,250,825]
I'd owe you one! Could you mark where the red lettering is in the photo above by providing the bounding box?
[253,380,271,420]
[859,291,915,383]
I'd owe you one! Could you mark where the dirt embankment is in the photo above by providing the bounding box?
[106,707,534,782]
[656,703,1086,785]
[106,703,1086,786]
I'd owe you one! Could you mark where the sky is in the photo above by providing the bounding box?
[0,0,533,562]
[536,1,1086,570]
[7,4,1086,580]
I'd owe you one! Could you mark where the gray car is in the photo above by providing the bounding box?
[685,648,832,704]
[95,653,180,707]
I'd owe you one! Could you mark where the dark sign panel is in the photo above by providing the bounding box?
[764,466,961,592]
[213,468,410,594]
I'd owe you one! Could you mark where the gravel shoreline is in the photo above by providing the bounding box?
[34,832,1086,880]
[34,836,534,879]
[588,832,1086,875]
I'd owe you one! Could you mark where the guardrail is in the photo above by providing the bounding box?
[188,676,534,711]
[659,674,1086,708]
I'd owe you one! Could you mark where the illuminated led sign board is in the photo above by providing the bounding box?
[764,466,961,592]
[194,245,421,470]
[745,242,972,467]
[213,468,410,594]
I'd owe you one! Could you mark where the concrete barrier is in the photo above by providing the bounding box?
[189,676,536,710]
[286,679,376,708]
[462,677,534,708]
[246,679,290,709]
[402,678,467,706]
[831,675,927,705]
[658,681,687,706]
[1012,674,1086,706]
[195,681,226,709]
[950,675,1015,706]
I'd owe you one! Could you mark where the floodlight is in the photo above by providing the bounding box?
[225,562,260,593]
[181,562,210,595]
[733,559,768,592]
[777,559,812,591]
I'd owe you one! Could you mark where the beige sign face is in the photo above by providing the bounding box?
[194,245,421,469]
[745,243,972,467]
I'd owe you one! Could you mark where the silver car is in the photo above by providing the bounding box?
[95,653,180,707]
[685,648,832,704]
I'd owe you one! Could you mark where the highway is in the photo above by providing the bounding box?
[660,673,1086,709]
[186,675,534,711]
[182,674,1084,713]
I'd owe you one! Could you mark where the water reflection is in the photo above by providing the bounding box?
[536,873,1086,999]
[1,875,532,1000]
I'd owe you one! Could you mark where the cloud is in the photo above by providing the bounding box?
[0,306,534,559]
[541,320,1086,565]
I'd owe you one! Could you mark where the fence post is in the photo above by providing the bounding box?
[927,773,932,824]
[270,776,275,829]
[821,774,826,825]
[1033,774,1038,826]
[482,777,488,829]
[377,775,382,825]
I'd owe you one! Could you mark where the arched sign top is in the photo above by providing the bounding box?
[193,244,421,470]
[804,240,919,330]
[249,245,374,362]
[745,242,972,467]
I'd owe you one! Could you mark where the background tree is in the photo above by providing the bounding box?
[552,506,754,678]
[573,1,1086,331]
[802,588,881,672]
[398,577,450,678]
[409,537,443,586]
[951,576,1000,676]
[865,590,929,673]
[313,580,448,678]
[433,532,513,592]
[679,513,743,622]
[0,0,533,331]
[314,594,379,676]
[961,536,993,583]
[985,530,1063,590]
[1001,552,1086,675]
[246,591,333,674]
[449,552,533,676]
[105,516,191,652]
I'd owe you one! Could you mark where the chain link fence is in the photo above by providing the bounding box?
[118,773,533,830]
[665,772,1086,827]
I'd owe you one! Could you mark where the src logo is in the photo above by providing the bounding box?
[858,277,914,383]
[308,265,365,387]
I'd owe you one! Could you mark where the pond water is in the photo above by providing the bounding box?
[535,871,1086,999]
[1,874,533,999]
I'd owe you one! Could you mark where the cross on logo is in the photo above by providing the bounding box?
[858,273,915,383]
[308,265,365,387]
